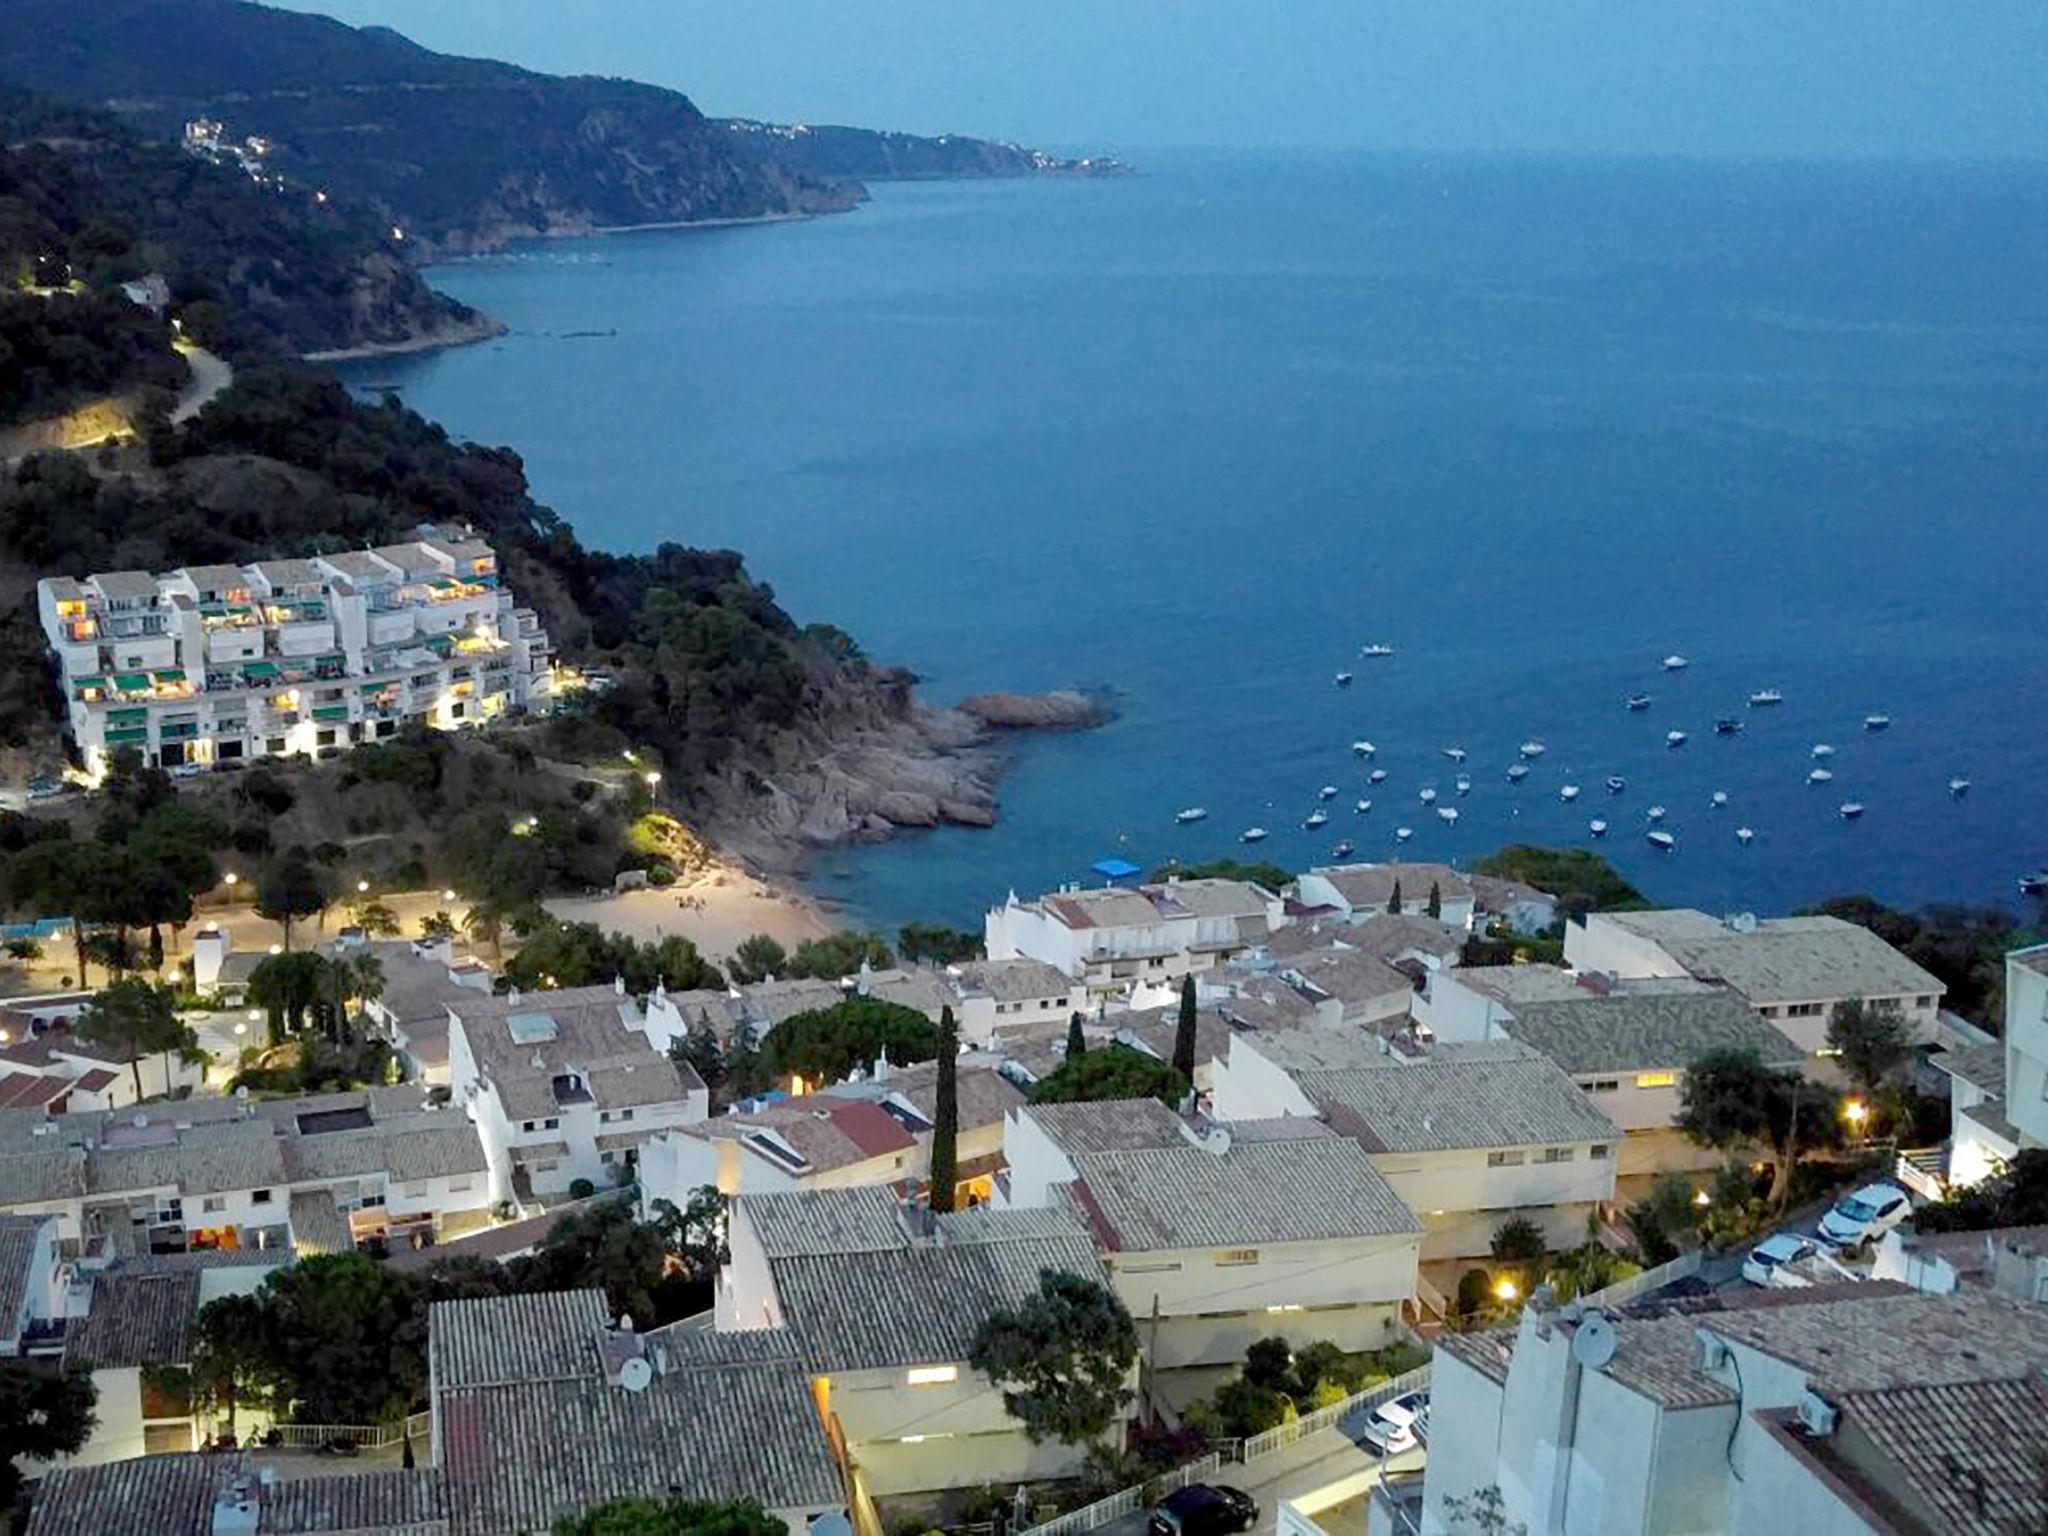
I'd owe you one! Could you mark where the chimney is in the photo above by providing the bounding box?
[614,974,626,997]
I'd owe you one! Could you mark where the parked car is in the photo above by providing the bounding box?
[1817,1182,1912,1251]
[1742,1233,1819,1287]
[1360,1390,1430,1454]
[1150,1485,1258,1536]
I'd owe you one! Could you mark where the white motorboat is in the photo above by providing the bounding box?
[1241,827,1270,843]
[1419,787,1438,805]
[1663,654,1690,672]
[1437,806,1459,824]
[1560,784,1580,802]
[1839,802,1865,821]
[1352,740,1377,758]
[1811,743,1835,759]
[1605,775,1627,794]
[1949,777,1971,799]
[1330,840,1355,860]
[1710,790,1728,807]
[1305,808,1330,829]
[1647,829,1676,850]
[1369,768,1388,784]
[1394,826,1414,842]
[1520,740,1547,759]
[1506,763,1530,782]
[1360,644,1396,658]
[2019,872,2048,896]
[1334,672,1354,688]
[1808,767,1834,785]
[1588,819,1608,837]
[1455,775,1472,795]
[1864,714,1891,731]
[1647,804,1667,822]
[1442,746,1467,763]
[1355,798,1372,814]
[1175,807,1209,824]
[1319,784,1339,800]
[1625,693,1652,711]
[1666,729,1688,748]
[1736,826,1756,844]
[1749,689,1783,707]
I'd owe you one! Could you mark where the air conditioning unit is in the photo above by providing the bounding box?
[1694,1328,1729,1371]
[1799,1389,1839,1438]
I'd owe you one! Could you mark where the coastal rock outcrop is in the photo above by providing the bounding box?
[955,689,1109,731]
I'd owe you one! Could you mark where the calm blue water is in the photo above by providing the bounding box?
[346,153,2048,928]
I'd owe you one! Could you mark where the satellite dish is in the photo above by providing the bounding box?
[618,1357,653,1393]
[1571,1308,1618,1370]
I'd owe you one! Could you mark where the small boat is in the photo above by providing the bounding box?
[1560,784,1580,802]
[1839,802,1865,821]
[1715,718,1743,735]
[1305,808,1330,829]
[1418,787,1438,805]
[1736,826,1756,844]
[1442,746,1467,763]
[1355,798,1372,814]
[1811,743,1835,759]
[2019,872,2048,896]
[1749,689,1783,707]
[1360,644,1396,658]
[1663,655,1690,672]
[1319,784,1339,800]
[1175,807,1209,824]
[1394,826,1414,842]
[1711,790,1729,808]
[1520,741,1547,759]
[1647,829,1676,850]
[1949,777,1971,799]
[1666,730,1688,748]
[1242,827,1270,843]
[1506,763,1531,783]
[1588,819,1608,837]
[1330,840,1355,860]
[1808,767,1834,785]
[1625,693,1652,711]
[1864,714,1891,731]
[1455,774,1472,796]
[1333,672,1354,688]
[1369,768,1388,784]
[1352,740,1377,758]
[1605,775,1627,794]
[1437,805,1459,823]
[1647,804,1667,822]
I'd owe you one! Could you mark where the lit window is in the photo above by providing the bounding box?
[1635,1071,1677,1089]
[906,1365,958,1387]
[1215,1248,1260,1267]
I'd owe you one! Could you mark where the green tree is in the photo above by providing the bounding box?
[898,922,985,965]
[782,929,894,980]
[648,1185,730,1279]
[929,1006,960,1213]
[1825,997,1914,1097]
[0,1361,96,1506]
[765,996,936,1087]
[418,910,457,940]
[75,977,193,1100]
[1171,975,1198,1087]
[188,1293,269,1442]
[1387,879,1403,915]
[249,1253,424,1424]
[726,932,787,985]
[1917,1148,2048,1234]
[247,951,331,1043]
[1426,881,1442,920]
[1472,845,1648,926]
[1676,1048,1839,1206]
[256,847,332,951]
[673,1024,727,1103]
[1147,858,1293,891]
[969,1270,1138,1446]
[1066,1011,1087,1061]
[1489,1216,1547,1266]
[509,1201,670,1328]
[1028,1048,1188,1108]
[551,1497,788,1536]
[348,898,403,937]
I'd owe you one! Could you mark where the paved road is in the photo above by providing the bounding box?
[171,342,233,423]
[1101,1428,1424,1536]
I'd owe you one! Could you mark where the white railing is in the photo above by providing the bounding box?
[1019,1453,1222,1536]
[1239,1364,1432,1464]
[247,1410,429,1452]
[1569,1247,1703,1312]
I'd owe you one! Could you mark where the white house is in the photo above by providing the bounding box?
[1564,910,1944,1060]
[1470,875,1561,934]
[447,983,708,1205]
[1211,1032,1619,1267]
[720,1185,1136,1496]
[1998,945,2048,1155]
[1000,1099,1422,1368]
[1292,862,1475,930]
[942,957,1088,1045]
[984,877,1285,995]
[35,525,554,777]
[0,1211,60,1354]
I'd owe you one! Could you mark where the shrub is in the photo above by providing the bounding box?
[569,1178,596,1200]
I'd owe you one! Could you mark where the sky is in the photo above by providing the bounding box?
[268,0,2048,160]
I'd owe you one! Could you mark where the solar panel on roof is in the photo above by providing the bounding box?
[506,1012,558,1045]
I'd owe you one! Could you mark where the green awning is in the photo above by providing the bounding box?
[152,669,186,684]
[113,673,150,691]
[75,676,106,691]
[424,634,454,654]
[312,705,351,722]
[105,727,148,744]
[108,707,149,725]
[243,661,280,680]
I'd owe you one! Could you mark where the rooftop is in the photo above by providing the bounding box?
[449,988,697,1121]
[1470,972,1801,1074]
[1294,1040,1620,1152]
[0,1212,50,1335]
[1016,1098,1190,1156]
[1931,1041,2007,1096]
[1597,911,1943,1004]
[1030,878,1274,932]
[1706,1284,2048,1394]
[687,1096,917,1177]
[22,1458,447,1536]
[1827,1375,2048,1536]
[1306,862,1472,910]
[948,957,1078,1004]
[65,1268,200,1369]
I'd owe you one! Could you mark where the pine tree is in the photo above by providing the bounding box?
[1172,975,1198,1086]
[1426,880,1442,920]
[1388,879,1404,914]
[1066,1011,1087,1060]
[929,1005,959,1213]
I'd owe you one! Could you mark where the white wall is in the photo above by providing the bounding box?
[1563,918,1690,981]
[1208,1036,1323,1121]
[2005,953,2048,1147]
[1372,1145,1615,1262]
[1419,1348,1506,1536]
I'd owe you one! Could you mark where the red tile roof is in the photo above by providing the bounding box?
[824,1098,918,1160]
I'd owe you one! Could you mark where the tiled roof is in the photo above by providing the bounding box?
[1597,911,1942,1004]
[86,1123,290,1198]
[741,1184,908,1257]
[259,1470,448,1534]
[1932,1041,2007,1096]
[65,1269,200,1369]
[1493,978,1799,1074]
[1434,1329,1514,1385]
[1309,862,1472,909]
[859,1062,1026,1129]
[1889,1223,2048,1285]
[1018,1098,1190,1155]
[23,1457,447,1536]
[1837,1375,2048,1536]
[1298,1041,1620,1152]
[689,1097,916,1176]
[1469,874,1556,913]
[430,1288,608,1389]
[282,1121,487,1184]
[1705,1286,2048,1393]
[2014,944,2048,981]
[450,990,695,1120]
[288,1189,353,1257]
[1069,1136,1418,1250]
[1114,1006,1237,1072]
[0,1213,50,1333]
[949,958,1077,1004]
[1281,947,1417,1009]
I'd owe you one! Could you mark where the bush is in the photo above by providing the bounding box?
[568,1177,596,1200]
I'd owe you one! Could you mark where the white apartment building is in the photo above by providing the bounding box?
[985,877,1286,995]
[1293,862,1476,930]
[446,983,708,1205]
[36,526,553,775]
[1000,1099,1422,1368]
[1564,910,1944,1060]
[942,957,1088,1044]
[1939,944,2048,1189]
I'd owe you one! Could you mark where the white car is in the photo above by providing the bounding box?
[1816,1183,1911,1251]
[1741,1233,1818,1287]
[1360,1391,1428,1454]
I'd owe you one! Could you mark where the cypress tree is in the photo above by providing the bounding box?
[1066,1011,1087,1060]
[1172,975,1198,1085]
[1388,878,1404,914]
[1426,880,1442,920]
[929,1005,959,1212]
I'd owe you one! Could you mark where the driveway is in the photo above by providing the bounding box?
[1101,1429,1424,1536]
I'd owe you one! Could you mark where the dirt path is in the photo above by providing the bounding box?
[170,342,233,424]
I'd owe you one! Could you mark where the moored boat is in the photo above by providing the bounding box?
[1625,693,1652,711]
[1736,826,1756,844]
[1749,689,1783,707]
[1506,763,1530,783]
[1949,777,1971,799]
[1666,729,1688,747]
[1647,829,1676,849]
[1839,802,1865,821]
[1352,740,1377,758]
[1305,808,1330,829]
[1663,654,1689,672]
[1560,784,1580,802]
[1605,775,1627,794]
[1520,740,1547,759]
[1242,827,1269,843]
[1175,806,1208,824]
[1588,819,1608,837]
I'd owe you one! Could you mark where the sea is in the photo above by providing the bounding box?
[341,151,2048,930]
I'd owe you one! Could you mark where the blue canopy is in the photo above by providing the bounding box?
[1091,857,1143,882]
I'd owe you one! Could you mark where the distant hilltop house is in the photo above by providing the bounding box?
[116,273,171,314]
[36,526,555,777]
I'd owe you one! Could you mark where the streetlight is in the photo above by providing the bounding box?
[356,879,371,894]
[222,872,239,888]
[1493,1277,1520,1303]
[1693,1189,1712,1208]
[442,890,458,903]
[643,771,662,789]
[1842,1099,1869,1135]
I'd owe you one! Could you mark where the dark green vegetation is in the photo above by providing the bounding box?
[1028,1046,1188,1107]
[764,996,936,1085]
[1472,845,1649,921]
[1183,1337,1430,1439]
[0,288,186,424]
[0,1360,96,1506]
[928,1006,960,1212]
[969,1270,1137,1446]
[719,120,1127,184]
[503,917,723,994]
[1149,857,1293,891]
[896,921,985,965]
[1802,894,2039,1030]
[1676,1048,1842,1207]
[1918,1149,2048,1234]
[552,1498,788,1536]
